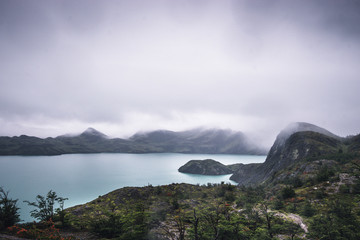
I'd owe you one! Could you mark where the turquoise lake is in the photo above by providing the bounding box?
[0,153,266,222]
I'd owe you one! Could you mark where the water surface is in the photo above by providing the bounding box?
[0,153,265,222]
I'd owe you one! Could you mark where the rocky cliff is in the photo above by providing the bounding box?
[230,122,345,185]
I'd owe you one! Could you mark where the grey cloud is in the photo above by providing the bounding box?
[0,0,359,145]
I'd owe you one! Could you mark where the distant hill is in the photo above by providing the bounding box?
[130,128,266,154]
[0,128,266,155]
[79,127,109,139]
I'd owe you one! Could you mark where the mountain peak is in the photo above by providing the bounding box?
[80,128,107,138]
[275,122,340,147]
[230,122,344,185]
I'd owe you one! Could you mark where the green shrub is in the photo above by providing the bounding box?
[91,205,148,240]
[90,212,124,238]
[301,201,315,217]
[352,179,360,194]
[292,176,303,188]
[224,191,236,202]
[339,184,351,194]
[273,198,284,210]
[316,166,335,183]
[281,186,296,199]
[0,187,20,229]
[315,189,327,199]
[24,190,68,222]
[7,219,75,240]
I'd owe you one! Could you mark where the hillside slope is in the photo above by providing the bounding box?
[231,122,347,185]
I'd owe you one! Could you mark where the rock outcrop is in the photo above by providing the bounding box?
[178,159,233,175]
[230,122,344,185]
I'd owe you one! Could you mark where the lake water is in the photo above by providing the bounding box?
[0,153,265,222]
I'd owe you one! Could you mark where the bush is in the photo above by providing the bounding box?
[273,198,284,210]
[316,166,334,183]
[291,176,303,188]
[281,186,296,199]
[216,186,226,198]
[0,187,20,229]
[7,219,75,240]
[90,212,124,238]
[315,189,327,199]
[90,204,148,239]
[309,198,360,240]
[224,191,236,202]
[301,201,315,217]
[339,184,351,194]
[24,190,68,222]
[352,180,360,194]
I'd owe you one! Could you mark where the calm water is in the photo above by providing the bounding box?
[0,153,265,222]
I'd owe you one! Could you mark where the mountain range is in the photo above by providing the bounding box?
[2,122,359,187]
[0,127,267,155]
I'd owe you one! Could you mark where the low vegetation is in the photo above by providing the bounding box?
[2,161,360,240]
[0,187,20,229]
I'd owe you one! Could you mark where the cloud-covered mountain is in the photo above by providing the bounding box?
[230,122,359,185]
[130,128,266,154]
[0,128,267,155]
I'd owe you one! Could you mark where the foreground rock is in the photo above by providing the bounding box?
[178,159,233,175]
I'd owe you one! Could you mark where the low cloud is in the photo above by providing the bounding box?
[0,0,360,147]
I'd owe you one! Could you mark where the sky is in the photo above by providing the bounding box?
[0,0,360,147]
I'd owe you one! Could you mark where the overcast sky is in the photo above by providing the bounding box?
[1,0,360,147]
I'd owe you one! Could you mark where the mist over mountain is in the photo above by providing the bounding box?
[0,127,266,155]
[273,122,341,147]
[79,127,109,139]
[230,122,359,185]
[130,128,265,154]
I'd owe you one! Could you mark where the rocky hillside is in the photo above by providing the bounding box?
[230,122,359,185]
[0,128,266,155]
[61,183,309,240]
[178,159,233,175]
